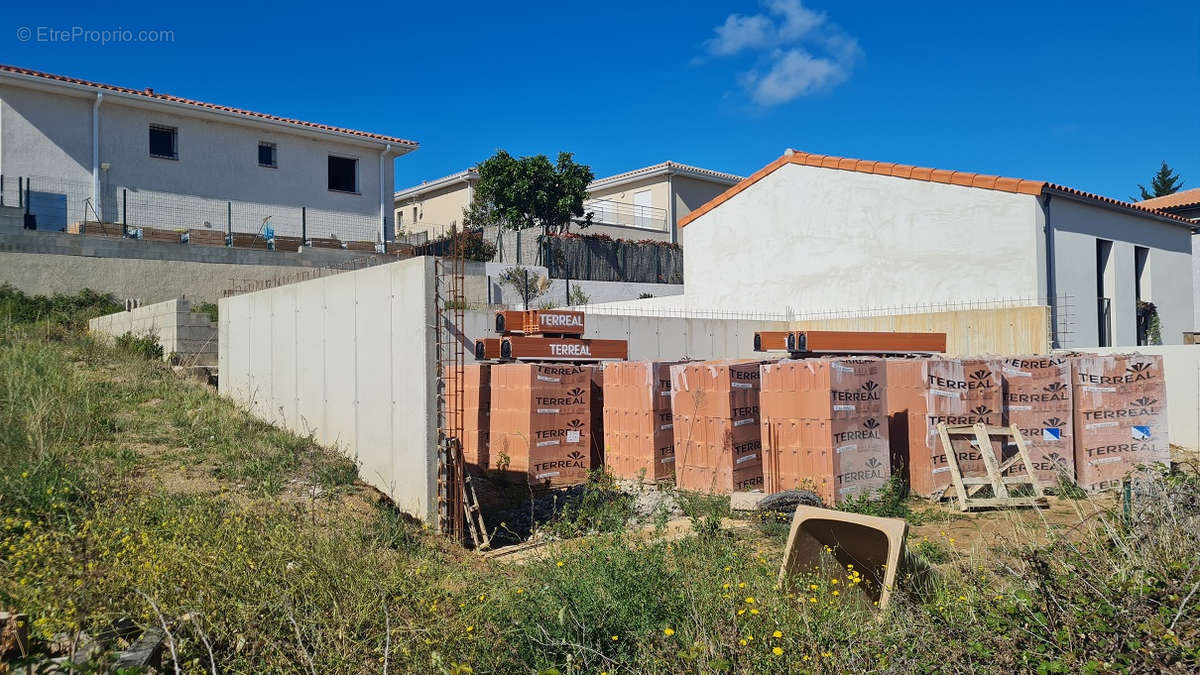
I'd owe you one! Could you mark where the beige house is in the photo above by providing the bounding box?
[393,161,741,243]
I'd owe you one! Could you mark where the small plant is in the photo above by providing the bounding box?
[910,537,951,564]
[837,474,912,520]
[113,331,164,361]
[191,301,219,323]
[498,265,549,309]
[1056,475,1088,499]
[567,285,590,306]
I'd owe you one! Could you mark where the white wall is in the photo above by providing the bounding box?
[1,81,395,239]
[1065,345,1200,450]
[219,257,438,520]
[679,162,1045,315]
[1050,196,1193,347]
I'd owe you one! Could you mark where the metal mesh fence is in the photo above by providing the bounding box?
[1,173,386,246]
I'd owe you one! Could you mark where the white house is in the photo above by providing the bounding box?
[393,161,742,243]
[0,64,417,242]
[671,149,1196,348]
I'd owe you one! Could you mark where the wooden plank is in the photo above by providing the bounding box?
[187,229,227,247]
[937,423,971,512]
[973,423,1008,499]
[1009,424,1046,497]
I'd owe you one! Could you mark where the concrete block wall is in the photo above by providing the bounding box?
[219,257,438,521]
[89,298,218,366]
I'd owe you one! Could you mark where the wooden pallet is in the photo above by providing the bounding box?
[187,229,228,247]
[935,423,1047,511]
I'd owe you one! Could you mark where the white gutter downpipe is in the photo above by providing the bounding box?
[379,143,391,243]
[92,92,103,215]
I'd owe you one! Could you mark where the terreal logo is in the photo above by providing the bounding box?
[1127,363,1152,375]
[968,369,993,387]
[865,457,882,470]
[566,450,584,461]
[1132,396,1157,407]
[1043,417,1065,429]
[567,419,584,430]
[1045,382,1068,393]
[863,418,879,430]
[970,405,993,417]
[862,381,879,393]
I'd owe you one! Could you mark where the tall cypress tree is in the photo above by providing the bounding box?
[1136,161,1184,200]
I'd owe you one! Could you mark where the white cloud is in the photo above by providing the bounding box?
[702,0,860,107]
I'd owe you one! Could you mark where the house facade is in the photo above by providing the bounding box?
[393,161,741,243]
[0,64,417,242]
[671,149,1195,349]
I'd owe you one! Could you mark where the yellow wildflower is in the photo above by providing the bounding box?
[773,647,784,656]
[664,627,675,636]
[773,630,783,638]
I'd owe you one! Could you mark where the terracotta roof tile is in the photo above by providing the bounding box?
[0,63,418,148]
[1137,187,1200,211]
[678,149,1195,228]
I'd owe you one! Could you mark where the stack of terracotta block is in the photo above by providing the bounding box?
[602,361,682,482]
[998,356,1074,485]
[886,358,1004,497]
[760,358,890,505]
[445,364,491,468]
[669,360,765,494]
[1071,353,1170,491]
[489,363,593,487]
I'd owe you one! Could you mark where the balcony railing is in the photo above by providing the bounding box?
[580,198,667,231]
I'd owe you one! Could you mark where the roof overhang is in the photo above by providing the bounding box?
[393,169,478,201]
[0,66,417,154]
[590,161,742,191]
[1044,186,1198,231]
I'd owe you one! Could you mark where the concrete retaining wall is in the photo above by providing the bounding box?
[1065,345,1200,451]
[218,257,438,520]
[0,230,394,304]
[463,263,682,308]
[463,310,789,362]
[89,298,218,366]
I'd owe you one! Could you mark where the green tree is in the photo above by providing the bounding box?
[466,150,594,241]
[1136,161,1184,201]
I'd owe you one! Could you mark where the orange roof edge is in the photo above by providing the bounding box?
[678,149,1193,229]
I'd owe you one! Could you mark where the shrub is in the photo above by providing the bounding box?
[191,301,219,323]
[114,331,164,361]
[0,284,121,328]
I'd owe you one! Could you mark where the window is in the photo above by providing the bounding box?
[396,210,404,226]
[149,124,177,159]
[328,155,358,192]
[258,142,277,168]
[634,190,653,228]
[1135,246,1152,345]
[1096,239,1113,347]
[412,206,418,223]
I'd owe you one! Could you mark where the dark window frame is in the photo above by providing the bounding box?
[258,142,277,168]
[149,124,178,160]
[327,155,359,193]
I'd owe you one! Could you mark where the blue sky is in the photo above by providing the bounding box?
[4,0,1198,200]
